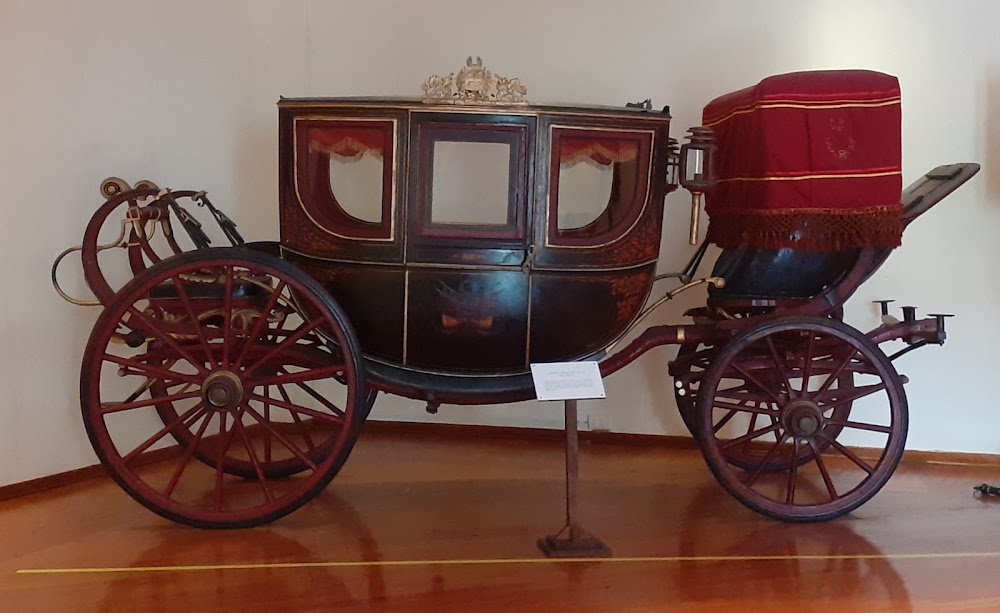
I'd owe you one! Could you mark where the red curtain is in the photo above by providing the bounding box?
[308,127,385,160]
[560,137,638,167]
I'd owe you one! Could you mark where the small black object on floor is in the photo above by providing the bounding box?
[973,483,1000,497]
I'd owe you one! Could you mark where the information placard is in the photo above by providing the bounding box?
[530,361,607,402]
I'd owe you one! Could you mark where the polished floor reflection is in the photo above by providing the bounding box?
[2,426,1000,611]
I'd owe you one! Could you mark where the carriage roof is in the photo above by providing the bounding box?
[277,96,671,119]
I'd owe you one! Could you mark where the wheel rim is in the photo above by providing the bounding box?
[697,317,907,521]
[81,248,364,528]
[672,343,714,437]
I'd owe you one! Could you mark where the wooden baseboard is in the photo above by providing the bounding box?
[0,464,109,503]
[0,445,181,503]
[1,419,996,504]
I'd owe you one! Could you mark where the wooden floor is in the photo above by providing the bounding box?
[2,426,1000,612]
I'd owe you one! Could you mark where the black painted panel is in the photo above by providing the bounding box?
[406,269,529,372]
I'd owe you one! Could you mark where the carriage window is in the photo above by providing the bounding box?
[295,120,394,240]
[431,141,511,225]
[550,130,650,246]
[414,120,528,243]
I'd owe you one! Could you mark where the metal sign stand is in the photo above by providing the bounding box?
[537,399,612,558]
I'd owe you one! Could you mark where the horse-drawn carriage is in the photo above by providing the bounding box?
[54,61,978,531]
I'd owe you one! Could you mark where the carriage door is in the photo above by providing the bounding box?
[404,112,536,372]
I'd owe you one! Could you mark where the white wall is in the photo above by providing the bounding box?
[2,0,999,486]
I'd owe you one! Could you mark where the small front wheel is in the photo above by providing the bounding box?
[696,316,907,522]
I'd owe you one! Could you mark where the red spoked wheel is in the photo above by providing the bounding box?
[671,343,715,437]
[696,316,907,522]
[673,341,854,471]
[80,247,365,528]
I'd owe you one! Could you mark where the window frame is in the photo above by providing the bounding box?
[292,117,397,241]
[546,126,654,248]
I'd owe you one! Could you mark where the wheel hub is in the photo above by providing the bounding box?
[782,400,824,438]
[202,371,244,412]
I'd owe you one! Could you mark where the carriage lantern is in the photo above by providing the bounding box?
[679,126,717,244]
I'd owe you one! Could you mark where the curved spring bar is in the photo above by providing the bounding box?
[51,209,163,306]
[53,179,246,308]
[603,275,726,354]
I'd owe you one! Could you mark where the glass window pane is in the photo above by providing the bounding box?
[554,134,642,240]
[431,141,511,226]
[328,154,383,223]
[557,162,613,230]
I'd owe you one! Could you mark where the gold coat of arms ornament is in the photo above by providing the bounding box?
[421,56,528,105]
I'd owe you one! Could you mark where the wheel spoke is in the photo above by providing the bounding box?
[243,317,325,376]
[232,280,287,369]
[765,337,793,396]
[163,412,214,499]
[275,369,347,418]
[242,404,320,471]
[276,385,317,451]
[214,412,240,512]
[234,415,275,504]
[712,409,738,434]
[121,403,207,465]
[821,433,876,475]
[221,265,235,368]
[809,438,839,501]
[800,333,815,392]
[744,432,789,487]
[746,409,759,441]
[126,307,209,375]
[826,419,893,434]
[254,366,346,388]
[248,392,344,424]
[809,349,859,399]
[711,401,779,417]
[814,382,887,409]
[171,276,216,368]
[263,386,273,463]
[714,388,776,404]
[718,422,782,450]
[118,367,184,404]
[785,439,799,504]
[100,390,202,415]
[769,406,782,442]
[729,361,783,404]
[102,354,201,386]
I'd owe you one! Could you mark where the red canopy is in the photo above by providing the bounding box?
[702,70,903,251]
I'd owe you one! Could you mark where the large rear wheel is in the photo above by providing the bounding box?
[81,247,366,528]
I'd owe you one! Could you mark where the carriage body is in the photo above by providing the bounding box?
[277,98,673,377]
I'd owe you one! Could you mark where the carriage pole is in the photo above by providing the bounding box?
[537,399,612,558]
